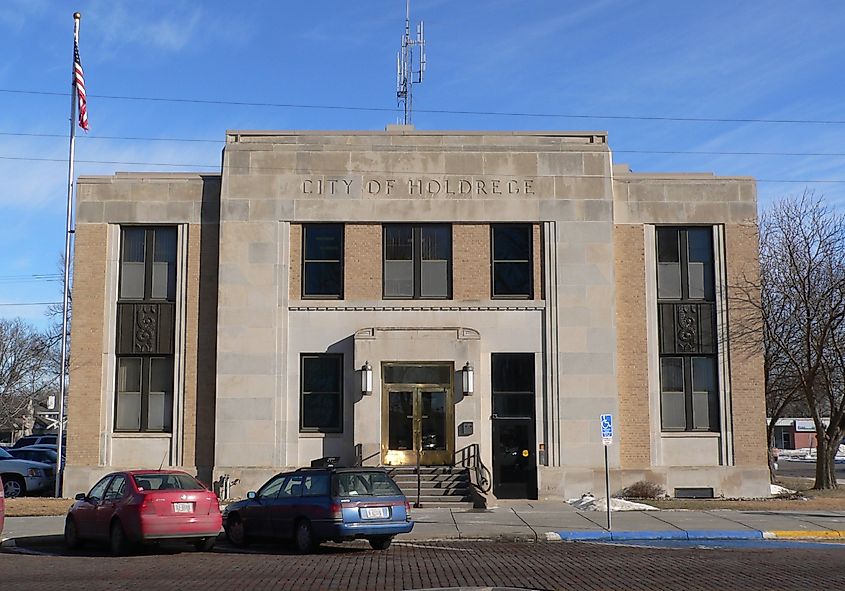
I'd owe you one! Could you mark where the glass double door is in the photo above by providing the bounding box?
[383,386,453,466]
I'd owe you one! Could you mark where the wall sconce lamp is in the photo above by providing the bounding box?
[462,361,474,395]
[361,361,373,395]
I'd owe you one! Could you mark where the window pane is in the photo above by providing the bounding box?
[303,262,342,297]
[660,357,684,392]
[304,225,342,261]
[301,392,340,430]
[657,263,681,299]
[303,474,331,496]
[149,358,173,393]
[279,475,304,497]
[661,391,686,430]
[151,228,177,300]
[116,392,142,431]
[118,358,142,392]
[120,263,145,300]
[492,353,534,393]
[388,390,414,450]
[122,228,146,263]
[493,225,531,261]
[383,364,452,385]
[687,229,714,300]
[493,261,531,296]
[384,260,414,297]
[258,475,286,499]
[656,228,680,263]
[421,226,450,261]
[385,226,413,261]
[420,260,448,297]
[492,393,535,417]
[692,357,718,431]
[302,356,341,392]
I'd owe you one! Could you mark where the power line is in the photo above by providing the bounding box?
[2,87,845,125]
[2,153,845,184]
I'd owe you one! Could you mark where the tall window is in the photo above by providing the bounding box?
[492,224,533,298]
[656,227,719,432]
[302,224,343,298]
[116,227,177,433]
[383,224,451,298]
[300,354,343,432]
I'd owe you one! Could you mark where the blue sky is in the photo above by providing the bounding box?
[2,0,845,325]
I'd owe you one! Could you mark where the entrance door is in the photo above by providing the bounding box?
[491,353,538,499]
[492,416,537,499]
[383,385,453,466]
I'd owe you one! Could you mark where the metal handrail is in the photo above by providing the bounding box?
[454,443,492,494]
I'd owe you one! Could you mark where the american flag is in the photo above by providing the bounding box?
[73,40,88,131]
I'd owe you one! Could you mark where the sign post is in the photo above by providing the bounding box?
[600,413,613,531]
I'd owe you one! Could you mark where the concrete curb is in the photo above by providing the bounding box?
[549,530,763,542]
[550,529,845,541]
[763,530,845,539]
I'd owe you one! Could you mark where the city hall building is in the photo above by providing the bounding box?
[65,128,770,501]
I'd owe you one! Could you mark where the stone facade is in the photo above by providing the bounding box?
[65,130,770,500]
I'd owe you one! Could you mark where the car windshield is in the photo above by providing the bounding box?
[335,472,402,497]
[132,473,205,491]
[0,448,12,459]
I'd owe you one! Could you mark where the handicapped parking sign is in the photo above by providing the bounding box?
[600,414,613,446]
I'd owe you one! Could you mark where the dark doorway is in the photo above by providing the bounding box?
[491,353,538,499]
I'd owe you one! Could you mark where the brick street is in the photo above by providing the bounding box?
[1,540,844,590]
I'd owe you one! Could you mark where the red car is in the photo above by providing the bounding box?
[64,470,221,555]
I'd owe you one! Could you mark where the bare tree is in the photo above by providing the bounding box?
[0,318,53,436]
[757,192,845,489]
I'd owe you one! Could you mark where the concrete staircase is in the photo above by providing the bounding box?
[384,466,478,508]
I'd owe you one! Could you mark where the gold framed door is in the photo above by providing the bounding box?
[381,363,454,466]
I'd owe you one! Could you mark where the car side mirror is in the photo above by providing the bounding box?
[74,493,86,501]
[247,491,257,500]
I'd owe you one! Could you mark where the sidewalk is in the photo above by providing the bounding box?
[3,502,845,547]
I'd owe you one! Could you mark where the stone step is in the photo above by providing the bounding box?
[390,474,469,482]
[396,486,470,496]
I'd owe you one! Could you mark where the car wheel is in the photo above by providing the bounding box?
[225,514,249,547]
[368,536,393,550]
[293,519,317,554]
[194,537,216,552]
[109,520,128,557]
[2,475,25,498]
[64,517,83,549]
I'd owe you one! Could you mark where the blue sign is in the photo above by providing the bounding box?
[600,414,613,444]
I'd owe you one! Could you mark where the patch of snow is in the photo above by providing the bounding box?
[567,493,658,511]
[770,484,795,496]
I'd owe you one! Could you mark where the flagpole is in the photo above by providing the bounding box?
[55,11,80,497]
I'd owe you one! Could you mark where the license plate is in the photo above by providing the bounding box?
[361,506,389,519]
[173,502,194,513]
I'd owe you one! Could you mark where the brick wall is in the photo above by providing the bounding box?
[613,224,651,468]
[725,223,768,467]
[345,224,382,299]
[452,224,490,300]
[67,224,108,467]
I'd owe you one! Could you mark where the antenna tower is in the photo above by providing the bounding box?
[396,0,426,125]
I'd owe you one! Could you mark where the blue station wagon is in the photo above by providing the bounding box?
[223,467,413,552]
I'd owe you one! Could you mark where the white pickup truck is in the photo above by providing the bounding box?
[0,447,54,497]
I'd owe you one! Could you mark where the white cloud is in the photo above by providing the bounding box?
[86,0,209,56]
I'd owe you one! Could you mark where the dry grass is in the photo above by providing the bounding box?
[642,477,845,511]
[3,497,74,517]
